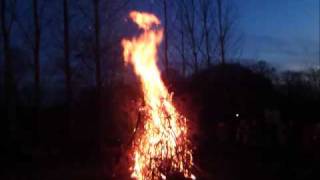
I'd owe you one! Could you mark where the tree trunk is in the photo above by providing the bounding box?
[93,0,103,154]
[201,0,211,67]
[63,0,73,142]
[63,0,72,110]
[163,0,169,77]
[1,0,12,108]
[204,26,211,67]
[217,0,225,64]
[191,38,198,73]
[187,0,198,74]
[93,0,101,97]
[1,0,16,133]
[32,0,41,143]
[181,26,186,77]
[33,0,41,141]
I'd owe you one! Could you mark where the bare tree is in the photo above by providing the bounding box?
[93,0,102,97]
[1,0,16,121]
[173,0,188,76]
[72,0,130,85]
[32,0,41,118]
[183,0,199,73]
[163,0,169,76]
[214,0,238,64]
[199,0,213,67]
[93,0,103,153]
[178,4,186,76]
[63,0,72,108]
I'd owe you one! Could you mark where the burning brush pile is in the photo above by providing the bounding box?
[120,11,196,180]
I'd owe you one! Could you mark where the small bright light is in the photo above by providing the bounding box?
[235,113,239,118]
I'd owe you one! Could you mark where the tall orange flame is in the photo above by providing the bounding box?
[122,11,195,180]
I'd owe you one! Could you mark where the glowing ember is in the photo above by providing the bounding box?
[121,11,196,180]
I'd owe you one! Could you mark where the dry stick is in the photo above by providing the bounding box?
[128,109,142,147]
[117,99,188,178]
[113,108,142,178]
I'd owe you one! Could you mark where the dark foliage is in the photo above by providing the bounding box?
[1,63,320,179]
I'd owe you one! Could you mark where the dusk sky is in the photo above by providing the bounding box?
[8,0,320,71]
[146,0,319,70]
[235,0,319,70]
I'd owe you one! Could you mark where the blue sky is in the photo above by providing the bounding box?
[236,0,319,70]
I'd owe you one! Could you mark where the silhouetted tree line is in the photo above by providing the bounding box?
[0,0,319,179]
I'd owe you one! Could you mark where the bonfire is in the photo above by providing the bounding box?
[121,11,196,180]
